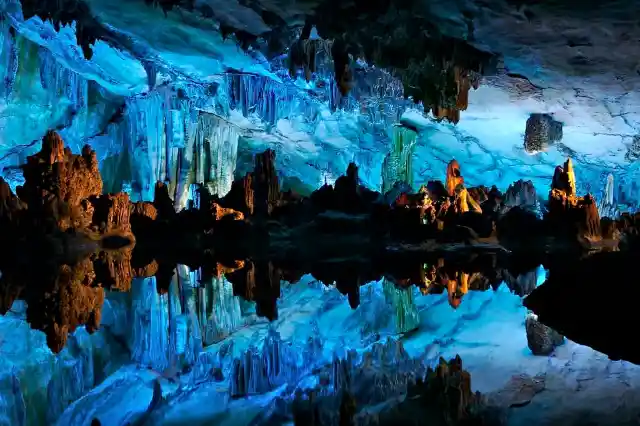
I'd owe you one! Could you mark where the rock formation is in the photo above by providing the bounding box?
[445,160,464,196]
[546,158,601,243]
[524,113,563,153]
[503,180,537,212]
[525,313,564,356]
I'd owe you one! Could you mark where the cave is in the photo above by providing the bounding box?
[1,0,640,425]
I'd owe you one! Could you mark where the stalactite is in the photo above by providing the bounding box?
[12,35,40,101]
[193,113,239,199]
[227,73,321,127]
[38,47,88,113]
[381,125,418,193]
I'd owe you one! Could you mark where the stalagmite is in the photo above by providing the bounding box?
[446,159,464,197]
[547,158,602,242]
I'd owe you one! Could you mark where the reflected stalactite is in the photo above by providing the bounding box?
[130,276,171,370]
[227,260,281,321]
[199,275,244,346]
[382,278,419,333]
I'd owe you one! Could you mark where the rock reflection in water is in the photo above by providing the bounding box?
[1,247,544,355]
[0,248,569,426]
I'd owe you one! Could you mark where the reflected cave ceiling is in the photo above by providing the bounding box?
[1,0,640,201]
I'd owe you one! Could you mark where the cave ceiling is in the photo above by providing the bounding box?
[2,0,640,192]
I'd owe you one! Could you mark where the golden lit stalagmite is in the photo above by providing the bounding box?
[446,160,464,196]
[445,159,482,214]
[547,157,602,242]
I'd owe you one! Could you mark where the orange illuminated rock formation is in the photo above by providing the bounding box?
[211,202,244,221]
[446,160,464,196]
[18,130,103,232]
[428,67,480,124]
[90,192,133,238]
[551,158,576,197]
[547,158,601,242]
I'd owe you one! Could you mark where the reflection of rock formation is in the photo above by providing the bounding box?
[382,278,419,333]
[227,260,281,321]
[0,247,135,353]
[24,259,104,353]
[525,313,564,355]
[287,343,485,426]
[523,251,640,363]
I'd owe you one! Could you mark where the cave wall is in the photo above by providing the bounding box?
[0,0,638,211]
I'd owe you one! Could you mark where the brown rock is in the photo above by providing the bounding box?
[551,158,576,197]
[131,201,158,221]
[134,260,159,277]
[26,258,105,354]
[211,202,244,221]
[18,131,102,232]
[90,192,133,237]
[446,160,464,196]
[577,194,601,240]
[91,248,134,292]
[0,177,24,231]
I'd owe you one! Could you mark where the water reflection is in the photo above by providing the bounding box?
[1,247,545,354]
[7,247,640,426]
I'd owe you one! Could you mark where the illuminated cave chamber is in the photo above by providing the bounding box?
[4,0,640,425]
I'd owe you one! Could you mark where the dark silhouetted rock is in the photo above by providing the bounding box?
[525,313,564,355]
